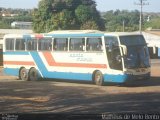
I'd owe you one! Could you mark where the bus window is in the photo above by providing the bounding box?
[5,38,15,51]
[54,38,68,51]
[70,38,85,51]
[26,39,37,51]
[86,38,102,51]
[38,38,52,51]
[15,39,25,51]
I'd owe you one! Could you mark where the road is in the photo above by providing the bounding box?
[0,60,159,114]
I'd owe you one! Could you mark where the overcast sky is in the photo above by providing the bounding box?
[0,0,159,12]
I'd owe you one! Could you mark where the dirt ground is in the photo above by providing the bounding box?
[0,60,159,114]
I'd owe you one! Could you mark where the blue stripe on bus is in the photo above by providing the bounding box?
[4,68,19,76]
[4,51,29,55]
[23,35,31,40]
[3,67,128,83]
[104,74,127,83]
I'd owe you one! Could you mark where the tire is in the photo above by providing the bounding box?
[19,67,29,81]
[93,71,104,86]
[29,68,38,81]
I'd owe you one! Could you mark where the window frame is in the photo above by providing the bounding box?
[69,37,85,51]
[86,37,103,52]
[53,38,68,51]
[15,38,25,51]
[5,38,15,51]
[38,38,53,51]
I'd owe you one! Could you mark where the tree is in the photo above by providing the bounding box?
[81,20,99,30]
[32,0,105,33]
[144,17,160,29]
[103,10,140,32]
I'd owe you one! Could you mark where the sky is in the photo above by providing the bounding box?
[0,0,160,12]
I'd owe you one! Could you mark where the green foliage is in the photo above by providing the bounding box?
[51,9,77,30]
[144,17,160,29]
[0,21,11,29]
[81,20,99,30]
[32,0,105,33]
[0,8,32,29]
[103,10,140,32]
[75,5,92,23]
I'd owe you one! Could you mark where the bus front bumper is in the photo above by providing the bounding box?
[125,72,151,82]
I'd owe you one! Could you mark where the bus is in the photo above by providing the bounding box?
[3,30,150,86]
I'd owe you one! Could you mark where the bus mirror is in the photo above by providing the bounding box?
[120,45,127,56]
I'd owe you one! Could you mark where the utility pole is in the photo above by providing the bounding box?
[123,20,125,32]
[135,0,149,33]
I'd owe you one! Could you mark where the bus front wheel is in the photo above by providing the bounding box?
[93,71,104,86]
[29,68,38,81]
[19,67,29,81]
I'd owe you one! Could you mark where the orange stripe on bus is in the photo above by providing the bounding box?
[4,61,35,66]
[42,52,107,68]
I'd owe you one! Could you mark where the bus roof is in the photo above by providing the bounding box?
[46,30,104,37]
[48,30,103,34]
[104,32,142,36]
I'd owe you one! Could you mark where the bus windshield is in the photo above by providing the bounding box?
[119,35,150,69]
[120,35,146,46]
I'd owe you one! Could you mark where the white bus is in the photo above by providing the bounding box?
[3,30,150,85]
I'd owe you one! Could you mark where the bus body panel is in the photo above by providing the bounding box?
[3,51,131,83]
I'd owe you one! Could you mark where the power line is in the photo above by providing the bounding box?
[135,0,149,33]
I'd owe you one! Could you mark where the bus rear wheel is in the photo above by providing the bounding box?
[29,68,38,81]
[93,71,104,86]
[19,67,29,81]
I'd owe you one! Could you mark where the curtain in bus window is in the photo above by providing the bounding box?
[87,38,102,51]
[15,39,25,50]
[38,38,52,51]
[5,38,14,51]
[54,38,68,51]
[70,38,85,51]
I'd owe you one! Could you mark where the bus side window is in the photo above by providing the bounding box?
[54,38,68,51]
[26,39,37,51]
[86,38,102,51]
[5,38,15,51]
[38,38,52,51]
[15,39,25,51]
[70,38,85,51]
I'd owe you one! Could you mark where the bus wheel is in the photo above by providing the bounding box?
[19,67,29,81]
[29,68,38,81]
[93,71,104,86]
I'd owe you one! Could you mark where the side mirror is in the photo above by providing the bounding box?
[153,46,156,54]
[119,45,127,56]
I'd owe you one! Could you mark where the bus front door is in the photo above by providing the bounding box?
[107,46,123,71]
